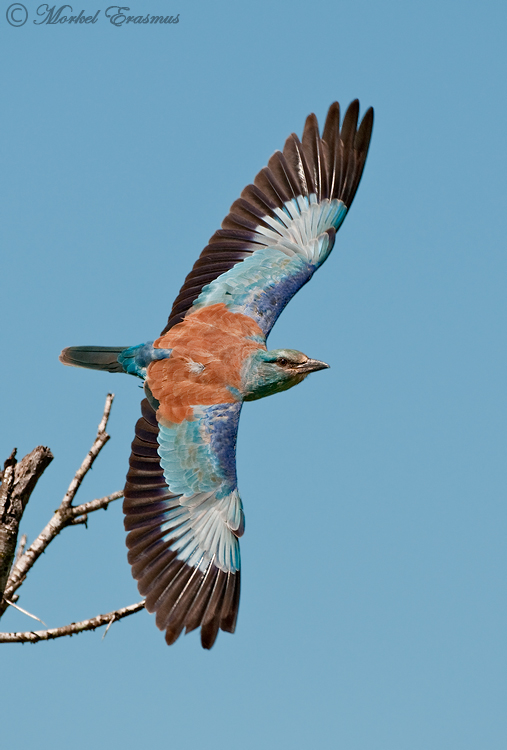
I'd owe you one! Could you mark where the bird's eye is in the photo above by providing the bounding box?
[277,358,289,366]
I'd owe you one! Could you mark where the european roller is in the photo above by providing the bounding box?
[60,101,373,648]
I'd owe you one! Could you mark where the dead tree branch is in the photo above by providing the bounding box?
[60,392,114,510]
[0,394,141,644]
[1,394,120,614]
[0,446,54,602]
[0,600,145,643]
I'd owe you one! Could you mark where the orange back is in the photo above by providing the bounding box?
[148,304,265,424]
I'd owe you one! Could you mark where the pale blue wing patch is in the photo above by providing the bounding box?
[251,195,347,263]
[156,403,243,573]
[191,197,346,335]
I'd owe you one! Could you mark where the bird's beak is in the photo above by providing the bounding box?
[297,358,330,374]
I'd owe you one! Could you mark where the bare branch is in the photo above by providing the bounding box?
[2,510,67,609]
[97,393,114,434]
[0,446,54,607]
[0,395,144,642]
[70,490,123,518]
[2,396,118,609]
[4,492,123,602]
[0,601,145,643]
[61,393,114,510]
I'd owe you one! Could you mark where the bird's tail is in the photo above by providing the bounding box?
[59,346,129,373]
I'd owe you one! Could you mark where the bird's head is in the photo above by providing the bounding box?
[241,348,329,401]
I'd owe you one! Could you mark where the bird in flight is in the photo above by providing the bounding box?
[61,100,373,649]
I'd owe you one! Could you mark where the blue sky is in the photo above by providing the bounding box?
[1,1,506,748]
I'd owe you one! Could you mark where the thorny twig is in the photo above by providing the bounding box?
[60,393,114,510]
[4,598,47,626]
[0,394,142,643]
[0,600,146,643]
[2,394,120,603]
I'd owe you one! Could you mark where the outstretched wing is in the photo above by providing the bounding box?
[124,101,373,648]
[124,398,243,649]
[162,100,373,337]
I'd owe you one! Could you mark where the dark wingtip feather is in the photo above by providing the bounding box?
[220,571,241,633]
[355,107,374,152]
[341,100,360,153]
[302,113,327,199]
[322,101,340,142]
[200,570,228,649]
